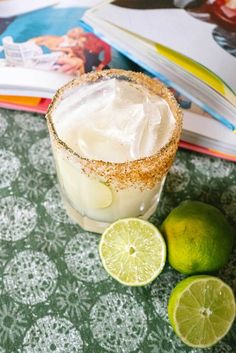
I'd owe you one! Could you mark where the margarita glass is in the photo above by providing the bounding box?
[46,69,182,233]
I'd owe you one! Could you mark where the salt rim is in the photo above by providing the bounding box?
[46,69,183,190]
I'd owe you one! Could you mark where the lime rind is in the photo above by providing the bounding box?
[168,275,236,348]
[161,201,234,275]
[99,218,166,286]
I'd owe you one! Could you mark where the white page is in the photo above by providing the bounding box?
[0,66,69,97]
[183,111,236,147]
[56,0,102,8]
[94,5,236,91]
[0,0,59,18]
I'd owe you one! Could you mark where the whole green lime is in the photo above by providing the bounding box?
[161,201,234,274]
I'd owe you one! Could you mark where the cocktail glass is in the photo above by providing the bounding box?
[46,69,182,233]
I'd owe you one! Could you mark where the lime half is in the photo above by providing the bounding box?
[99,218,166,286]
[168,275,236,348]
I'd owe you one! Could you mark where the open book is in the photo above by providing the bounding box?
[82,0,236,133]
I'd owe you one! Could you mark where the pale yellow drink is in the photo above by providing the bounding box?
[46,70,182,233]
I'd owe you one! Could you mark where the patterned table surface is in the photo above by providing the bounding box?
[0,108,235,353]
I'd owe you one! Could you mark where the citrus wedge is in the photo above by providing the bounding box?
[82,177,112,209]
[168,275,236,348]
[99,218,166,286]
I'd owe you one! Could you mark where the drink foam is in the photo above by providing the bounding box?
[53,78,175,163]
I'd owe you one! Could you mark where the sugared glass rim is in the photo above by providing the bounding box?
[46,69,183,189]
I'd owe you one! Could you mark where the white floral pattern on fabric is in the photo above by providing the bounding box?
[43,185,72,224]
[17,169,51,200]
[147,321,184,353]
[221,185,236,223]
[0,108,236,353]
[22,316,83,353]
[0,297,28,346]
[0,113,8,136]
[152,194,175,220]
[54,280,91,321]
[189,341,234,353]
[64,232,108,283]
[28,137,55,175]
[14,112,46,131]
[3,251,58,305]
[219,246,236,292]
[0,149,21,189]
[150,270,185,321]
[90,292,147,353]
[0,196,37,241]
[33,220,68,253]
[3,128,33,154]
[0,243,9,268]
[190,155,234,178]
[166,160,190,192]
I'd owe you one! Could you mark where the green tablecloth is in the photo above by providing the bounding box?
[0,108,235,353]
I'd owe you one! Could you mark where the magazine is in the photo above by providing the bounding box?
[82,0,236,131]
[0,0,137,98]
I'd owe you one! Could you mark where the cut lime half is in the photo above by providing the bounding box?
[168,275,236,348]
[99,218,166,286]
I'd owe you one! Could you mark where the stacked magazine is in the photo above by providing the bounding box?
[0,0,235,161]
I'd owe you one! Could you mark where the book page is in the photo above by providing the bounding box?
[57,0,102,7]
[183,110,236,147]
[0,0,58,18]
[0,66,69,97]
[93,3,236,91]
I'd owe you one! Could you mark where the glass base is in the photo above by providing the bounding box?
[63,198,159,234]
